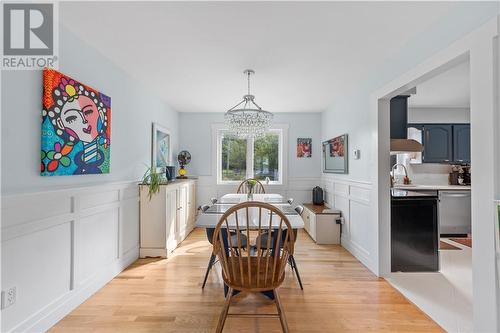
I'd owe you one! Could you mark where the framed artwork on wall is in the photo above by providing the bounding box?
[152,123,171,173]
[41,68,111,176]
[322,134,348,174]
[297,138,312,158]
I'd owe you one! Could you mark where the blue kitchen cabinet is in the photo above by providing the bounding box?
[422,124,453,163]
[453,124,470,164]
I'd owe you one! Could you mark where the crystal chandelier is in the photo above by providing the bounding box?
[224,69,273,138]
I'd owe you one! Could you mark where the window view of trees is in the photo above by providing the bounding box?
[219,131,281,182]
[221,135,247,181]
[254,133,279,181]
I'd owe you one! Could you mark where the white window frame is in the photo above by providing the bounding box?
[213,123,288,186]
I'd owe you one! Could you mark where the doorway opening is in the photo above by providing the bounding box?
[386,58,472,333]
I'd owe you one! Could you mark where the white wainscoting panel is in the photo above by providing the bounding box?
[78,209,119,286]
[1,181,140,333]
[322,175,375,273]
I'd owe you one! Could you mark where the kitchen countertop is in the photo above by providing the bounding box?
[392,184,471,191]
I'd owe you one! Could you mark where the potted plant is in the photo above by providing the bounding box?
[246,179,257,200]
[141,166,167,200]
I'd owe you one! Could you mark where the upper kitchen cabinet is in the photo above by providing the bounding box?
[453,124,471,164]
[390,96,409,139]
[422,124,453,163]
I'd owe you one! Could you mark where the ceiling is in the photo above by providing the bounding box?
[60,2,488,113]
[408,60,470,108]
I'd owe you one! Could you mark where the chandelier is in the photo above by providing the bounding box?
[224,69,273,138]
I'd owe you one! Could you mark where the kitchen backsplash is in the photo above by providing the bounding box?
[407,163,452,185]
[394,153,452,185]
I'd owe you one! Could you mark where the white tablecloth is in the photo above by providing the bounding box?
[196,193,304,229]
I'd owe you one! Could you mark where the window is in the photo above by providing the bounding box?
[221,135,247,181]
[217,127,285,184]
[253,133,280,182]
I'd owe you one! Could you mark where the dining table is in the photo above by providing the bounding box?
[196,193,304,229]
[196,193,304,298]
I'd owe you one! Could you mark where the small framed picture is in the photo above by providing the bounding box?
[297,138,312,158]
[152,123,171,173]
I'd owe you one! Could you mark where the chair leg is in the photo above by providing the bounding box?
[216,287,233,333]
[202,253,216,289]
[273,288,289,333]
[289,256,304,290]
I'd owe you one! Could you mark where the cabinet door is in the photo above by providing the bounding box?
[166,188,178,254]
[177,185,188,239]
[422,125,453,163]
[390,96,408,139]
[453,124,470,164]
[303,209,311,234]
[309,212,316,241]
[187,182,196,227]
[139,186,166,248]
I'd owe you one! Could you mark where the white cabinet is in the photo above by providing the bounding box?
[165,187,177,254]
[303,208,316,242]
[139,179,197,258]
[177,184,188,240]
[303,204,341,245]
[187,181,196,230]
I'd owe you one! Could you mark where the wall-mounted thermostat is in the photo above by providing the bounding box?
[353,149,360,160]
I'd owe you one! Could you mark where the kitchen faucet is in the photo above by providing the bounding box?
[391,163,410,186]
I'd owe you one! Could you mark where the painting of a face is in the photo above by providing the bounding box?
[60,96,101,143]
[41,68,111,176]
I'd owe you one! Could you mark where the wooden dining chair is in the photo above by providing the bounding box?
[236,178,266,194]
[212,202,294,333]
[255,205,305,290]
[201,205,249,289]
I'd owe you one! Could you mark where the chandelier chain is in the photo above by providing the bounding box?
[224,69,273,139]
[247,70,251,95]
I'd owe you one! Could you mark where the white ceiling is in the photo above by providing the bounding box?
[60,2,482,113]
[408,60,470,108]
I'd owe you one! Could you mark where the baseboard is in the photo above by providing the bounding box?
[140,247,167,258]
[341,235,377,274]
[11,246,139,333]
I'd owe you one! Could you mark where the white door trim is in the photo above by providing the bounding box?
[370,16,499,332]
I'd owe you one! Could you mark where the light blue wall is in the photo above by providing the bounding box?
[1,27,179,194]
[178,112,322,180]
[321,1,500,182]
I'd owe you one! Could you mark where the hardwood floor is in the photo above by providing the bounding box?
[50,228,443,332]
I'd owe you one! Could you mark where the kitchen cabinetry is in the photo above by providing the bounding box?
[422,124,453,163]
[139,179,197,257]
[390,96,409,139]
[303,204,341,245]
[410,123,470,164]
[453,124,471,164]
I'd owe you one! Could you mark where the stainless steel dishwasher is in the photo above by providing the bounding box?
[438,190,471,235]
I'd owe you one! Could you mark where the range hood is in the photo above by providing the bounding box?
[390,95,423,154]
[390,138,423,154]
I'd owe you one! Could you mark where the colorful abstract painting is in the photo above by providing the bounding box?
[41,68,111,176]
[297,138,312,158]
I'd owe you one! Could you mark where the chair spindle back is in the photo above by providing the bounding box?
[212,202,294,292]
[236,178,266,194]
